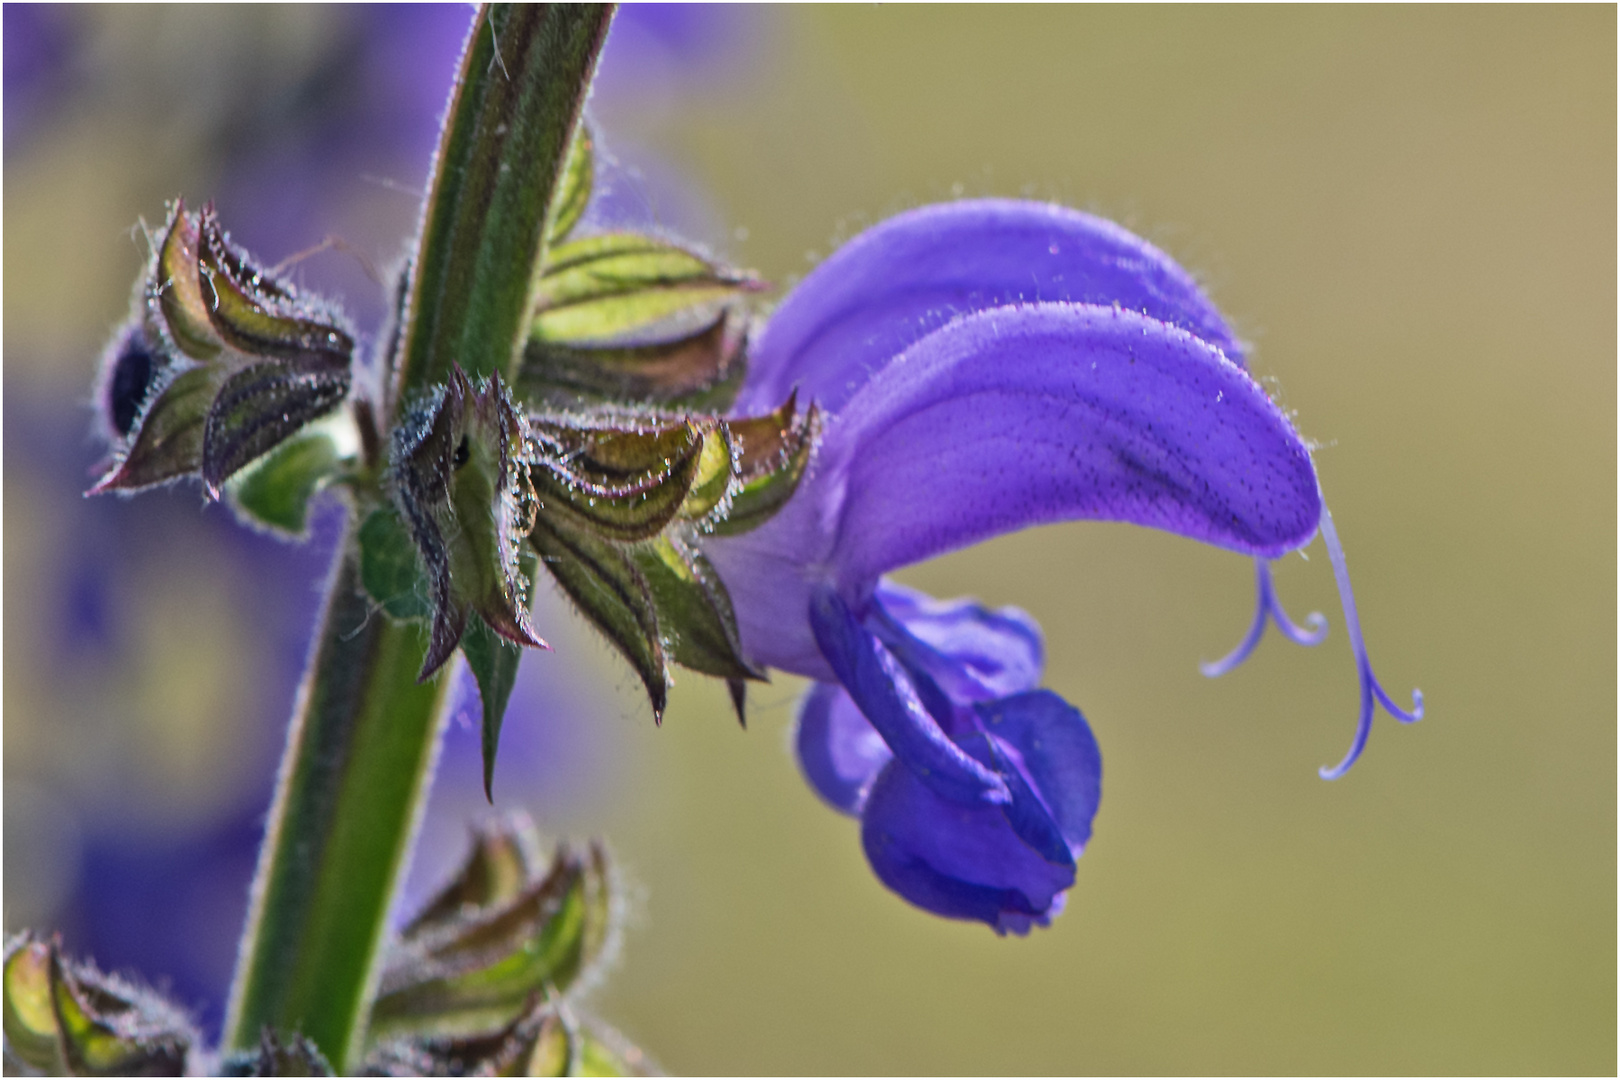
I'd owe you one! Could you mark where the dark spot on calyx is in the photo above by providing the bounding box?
[108,330,158,436]
[453,434,470,468]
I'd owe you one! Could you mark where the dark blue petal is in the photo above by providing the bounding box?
[861,759,1074,935]
[736,198,1247,418]
[795,681,891,816]
[955,727,1075,868]
[870,579,1043,702]
[974,690,1103,851]
[808,584,1010,807]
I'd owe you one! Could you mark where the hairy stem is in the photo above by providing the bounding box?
[224,5,612,1069]
[223,527,449,1067]
[396,3,614,400]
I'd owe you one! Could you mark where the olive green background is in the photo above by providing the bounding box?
[6,7,1614,1074]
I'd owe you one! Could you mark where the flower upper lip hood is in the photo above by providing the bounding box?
[709,198,1321,681]
[732,198,1251,418]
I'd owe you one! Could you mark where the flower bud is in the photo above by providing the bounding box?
[367,816,616,1044]
[392,366,545,681]
[3,932,198,1077]
[90,200,353,502]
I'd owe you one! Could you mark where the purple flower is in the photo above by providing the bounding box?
[707,199,1421,931]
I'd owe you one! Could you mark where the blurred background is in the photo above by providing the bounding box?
[4,6,1613,1074]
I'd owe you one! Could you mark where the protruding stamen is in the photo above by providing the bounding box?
[1316,506,1424,780]
[1201,558,1328,678]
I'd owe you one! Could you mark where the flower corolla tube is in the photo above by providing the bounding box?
[705,199,1422,933]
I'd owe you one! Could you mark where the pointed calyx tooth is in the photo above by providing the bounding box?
[529,513,670,724]
[369,833,615,1045]
[711,391,820,536]
[89,198,355,501]
[527,415,714,543]
[392,366,546,682]
[3,931,199,1077]
[633,535,763,683]
[193,203,353,366]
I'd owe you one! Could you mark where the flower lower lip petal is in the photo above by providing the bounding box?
[809,584,1010,808]
[860,758,1074,934]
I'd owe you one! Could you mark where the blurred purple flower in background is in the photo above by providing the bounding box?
[711,200,1420,929]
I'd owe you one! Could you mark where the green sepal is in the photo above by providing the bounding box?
[529,418,708,543]
[4,935,63,1074]
[462,549,541,802]
[532,233,761,345]
[519,311,747,410]
[364,996,572,1077]
[529,516,667,723]
[226,431,342,538]
[195,203,355,367]
[709,394,818,537]
[393,368,545,681]
[201,359,350,497]
[368,841,613,1042]
[152,200,222,361]
[633,537,761,683]
[2,933,197,1078]
[547,125,594,248]
[359,506,433,621]
[88,363,225,493]
[676,424,737,525]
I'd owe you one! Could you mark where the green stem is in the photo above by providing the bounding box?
[396,3,614,398]
[222,527,449,1068]
[224,5,612,1070]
